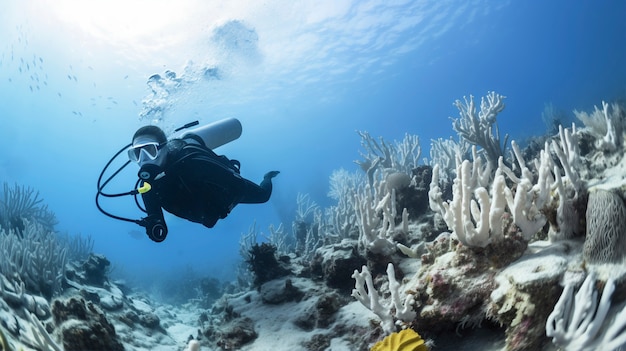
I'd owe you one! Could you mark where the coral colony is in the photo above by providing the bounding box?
[1,92,626,351]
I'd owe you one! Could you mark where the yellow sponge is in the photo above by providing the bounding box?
[371,329,428,351]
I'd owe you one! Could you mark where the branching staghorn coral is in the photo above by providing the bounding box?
[327,169,362,240]
[0,221,67,298]
[451,91,508,167]
[500,126,582,241]
[429,137,469,182]
[292,193,330,258]
[24,310,63,351]
[546,272,626,350]
[574,100,624,151]
[352,263,416,335]
[263,223,291,256]
[356,130,393,182]
[236,222,259,290]
[354,172,409,255]
[355,131,422,186]
[0,182,57,232]
[295,192,319,222]
[393,133,422,174]
[0,277,51,319]
[429,123,583,247]
[428,148,505,247]
[63,232,96,262]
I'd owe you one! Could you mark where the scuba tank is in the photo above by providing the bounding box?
[96,117,243,242]
[180,117,242,149]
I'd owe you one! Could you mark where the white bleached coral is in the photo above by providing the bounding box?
[429,122,584,247]
[575,101,624,151]
[355,178,409,255]
[429,157,505,247]
[546,272,626,351]
[355,131,422,177]
[352,263,416,334]
[451,91,508,166]
[0,221,67,297]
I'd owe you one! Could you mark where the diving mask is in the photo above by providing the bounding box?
[128,142,162,163]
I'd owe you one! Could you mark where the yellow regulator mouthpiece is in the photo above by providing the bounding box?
[138,182,152,194]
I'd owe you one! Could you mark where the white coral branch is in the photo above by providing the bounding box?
[351,265,395,334]
[546,272,626,350]
[352,263,415,335]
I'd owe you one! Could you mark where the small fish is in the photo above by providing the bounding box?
[67,74,72,80]
[57,92,62,98]
[128,230,143,240]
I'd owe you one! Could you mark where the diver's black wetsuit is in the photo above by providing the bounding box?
[140,136,276,241]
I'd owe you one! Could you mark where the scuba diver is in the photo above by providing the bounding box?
[96,118,279,242]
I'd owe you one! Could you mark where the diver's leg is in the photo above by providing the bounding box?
[239,171,279,204]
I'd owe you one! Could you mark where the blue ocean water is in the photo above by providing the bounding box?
[0,0,624,290]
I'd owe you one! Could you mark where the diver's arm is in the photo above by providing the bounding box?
[139,184,168,242]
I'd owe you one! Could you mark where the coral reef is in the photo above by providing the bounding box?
[3,93,626,351]
[216,93,626,351]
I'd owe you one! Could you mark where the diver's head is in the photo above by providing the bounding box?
[129,125,169,181]
[128,125,168,166]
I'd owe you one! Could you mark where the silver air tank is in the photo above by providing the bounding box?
[181,117,242,149]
